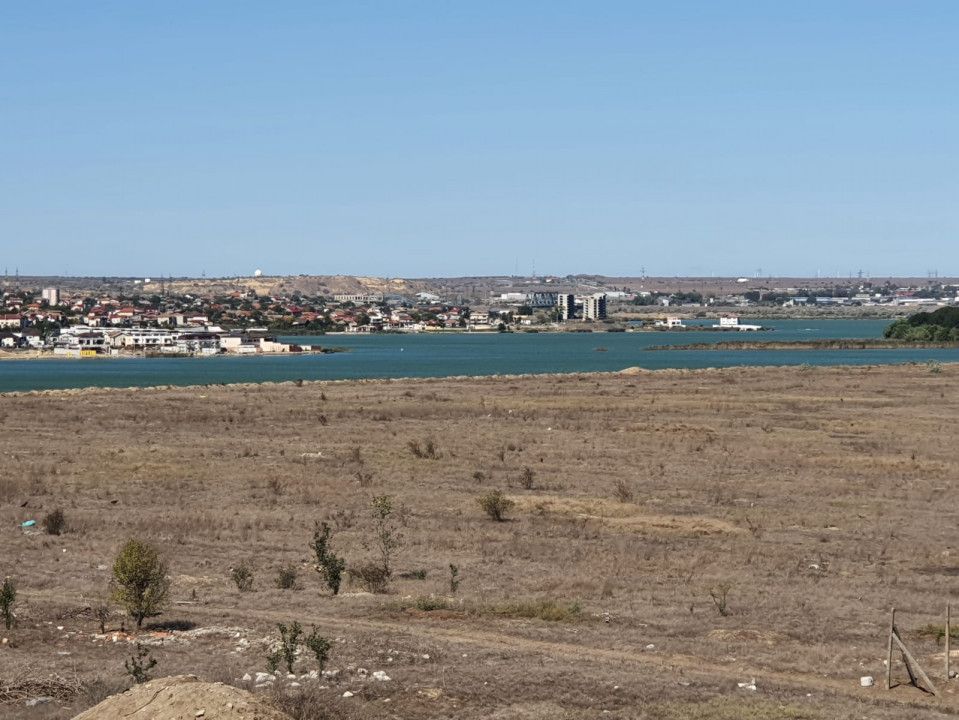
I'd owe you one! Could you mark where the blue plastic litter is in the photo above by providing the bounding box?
[21,520,36,527]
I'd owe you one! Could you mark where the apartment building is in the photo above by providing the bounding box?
[583,293,607,321]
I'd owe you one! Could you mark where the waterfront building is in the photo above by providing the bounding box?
[583,293,607,321]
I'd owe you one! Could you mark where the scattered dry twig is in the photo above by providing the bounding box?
[0,670,83,703]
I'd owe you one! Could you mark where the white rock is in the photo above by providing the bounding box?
[287,673,296,680]
[422,654,430,660]
[342,691,354,698]
[372,671,391,682]
[289,682,301,688]
[645,644,655,650]
[860,676,875,687]
[254,672,273,684]
[242,673,252,683]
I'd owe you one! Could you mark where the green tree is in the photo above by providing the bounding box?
[112,539,171,630]
[367,495,400,577]
[311,522,346,595]
[305,625,332,671]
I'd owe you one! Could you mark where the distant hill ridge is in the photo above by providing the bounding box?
[148,275,435,298]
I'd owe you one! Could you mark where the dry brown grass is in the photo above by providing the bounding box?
[2,364,959,718]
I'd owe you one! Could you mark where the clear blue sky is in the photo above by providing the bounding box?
[2,1,956,279]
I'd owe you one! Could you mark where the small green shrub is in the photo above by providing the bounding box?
[92,598,111,633]
[231,563,254,592]
[0,577,16,629]
[928,359,943,374]
[449,563,461,595]
[310,522,346,595]
[125,643,157,684]
[365,495,400,579]
[612,479,634,503]
[709,584,731,616]
[266,650,280,674]
[476,490,515,521]
[348,563,390,594]
[266,621,331,674]
[305,625,332,671]
[276,621,303,674]
[399,568,428,580]
[408,439,438,459]
[520,466,535,490]
[415,595,454,611]
[276,565,298,590]
[43,508,66,536]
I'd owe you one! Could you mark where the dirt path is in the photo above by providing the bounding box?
[187,604,956,714]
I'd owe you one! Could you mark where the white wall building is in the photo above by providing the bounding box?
[556,294,576,321]
[583,293,607,321]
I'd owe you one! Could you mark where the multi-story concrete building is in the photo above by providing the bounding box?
[556,294,576,321]
[583,293,607,321]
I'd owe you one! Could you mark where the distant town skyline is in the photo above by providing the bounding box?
[2,2,956,279]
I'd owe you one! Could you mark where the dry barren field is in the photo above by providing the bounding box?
[2,363,959,719]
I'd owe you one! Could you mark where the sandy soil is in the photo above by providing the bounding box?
[1,362,958,719]
[71,675,291,720]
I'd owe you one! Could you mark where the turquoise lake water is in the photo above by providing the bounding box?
[2,319,957,392]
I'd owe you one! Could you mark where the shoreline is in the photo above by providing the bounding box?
[3,361,955,399]
[644,339,959,351]
[0,347,350,361]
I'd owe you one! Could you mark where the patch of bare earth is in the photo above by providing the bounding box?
[71,675,291,720]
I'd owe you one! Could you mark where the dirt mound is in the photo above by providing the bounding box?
[72,675,292,720]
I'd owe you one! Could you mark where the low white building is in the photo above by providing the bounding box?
[713,316,763,331]
[174,332,221,355]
